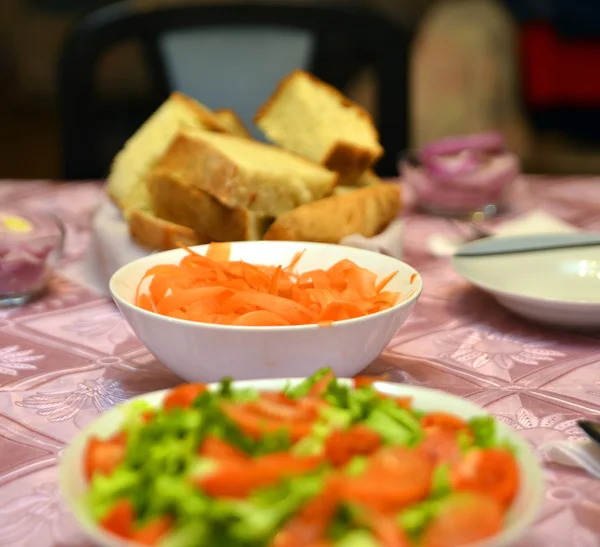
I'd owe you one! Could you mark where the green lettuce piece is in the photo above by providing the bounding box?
[88,467,140,520]
[397,499,443,541]
[335,530,379,547]
[161,521,210,547]
[285,368,333,399]
[363,408,419,446]
[430,464,453,499]
[328,503,366,542]
[468,416,497,448]
[344,456,368,477]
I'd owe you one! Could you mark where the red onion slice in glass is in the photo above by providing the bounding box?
[420,131,506,161]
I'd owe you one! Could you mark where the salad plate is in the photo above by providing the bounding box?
[60,372,543,547]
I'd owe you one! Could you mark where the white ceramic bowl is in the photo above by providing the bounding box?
[60,378,544,547]
[453,234,600,329]
[110,241,422,382]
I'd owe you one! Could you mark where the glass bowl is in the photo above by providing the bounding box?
[399,133,521,218]
[0,209,65,307]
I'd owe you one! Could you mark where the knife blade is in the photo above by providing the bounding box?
[454,233,600,257]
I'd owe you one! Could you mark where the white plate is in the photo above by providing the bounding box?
[452,234,600,329]
[60,378,544,547]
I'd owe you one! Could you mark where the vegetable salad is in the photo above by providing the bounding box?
[84,369,519,547]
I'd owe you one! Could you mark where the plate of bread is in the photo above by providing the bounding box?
[103,69,401,254]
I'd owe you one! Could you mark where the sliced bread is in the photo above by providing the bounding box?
[148,170,270,242]
[264,184,400,244]
[107,91,229,214]
[128,207,206,251]
[214,109,252,139]
[155,129,337,217]
[255,70,383,184]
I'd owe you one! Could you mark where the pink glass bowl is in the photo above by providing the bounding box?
[400,133,521,218]
[0,209,65,306]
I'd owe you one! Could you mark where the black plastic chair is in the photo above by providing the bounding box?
[58,1,416,180]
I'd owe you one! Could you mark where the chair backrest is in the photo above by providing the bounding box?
[58,1,415,180]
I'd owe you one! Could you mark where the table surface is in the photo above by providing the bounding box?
[1,177,600,547]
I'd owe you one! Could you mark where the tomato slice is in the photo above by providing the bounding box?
[163,383,207,411]
[324,425,382,466]
[450,448,519,507]
[250,396,321,423]
[269,479,340,547]
[84,435,127,481]
[341,447,433,511]
[417,427,463,466]
[131,516,173,545]
[307,371,335,397]
[223,403,312,442]
[100,499,135,539]
[198,435,249,462]
[196,453,323,498]
[421,413,470,433]
[421,493,503,547]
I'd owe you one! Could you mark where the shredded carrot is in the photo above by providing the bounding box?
[135,243,405,326]
[205,242,231,262]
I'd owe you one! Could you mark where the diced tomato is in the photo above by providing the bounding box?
[100,499,135,539]
[450,448,519,507]
[131,516,173,545]
[259,392,297,405]
[421,412,470,433]
[341,447,433,512]
[84,435,127,481]
[421,493,503,547]
[198,435,249,462]
[163,383,207,411]
[250,395,322,423]
[324,425,382,466]
[222,403,312,442]
[195,453,323,498]
[269,478,340,547]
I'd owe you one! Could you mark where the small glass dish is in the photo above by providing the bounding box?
[0,209,65,307]
[399,132,521,218]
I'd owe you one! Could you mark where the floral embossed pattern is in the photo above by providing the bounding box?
[0,178,600,547]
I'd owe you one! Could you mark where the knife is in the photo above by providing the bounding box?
[454,232,600,257]
[578,420,600,447]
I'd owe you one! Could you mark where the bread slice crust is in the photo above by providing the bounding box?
[127,207,205,251]
[255,70,383,184]
[264,183,401,243]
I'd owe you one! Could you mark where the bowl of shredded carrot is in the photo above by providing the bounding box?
[109,241,422,382]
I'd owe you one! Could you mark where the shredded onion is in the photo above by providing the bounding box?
[401,132,520,214]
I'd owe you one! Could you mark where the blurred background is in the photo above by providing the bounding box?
[2,0,600,181]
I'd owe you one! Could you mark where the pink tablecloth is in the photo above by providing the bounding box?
[1,177,600,547]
